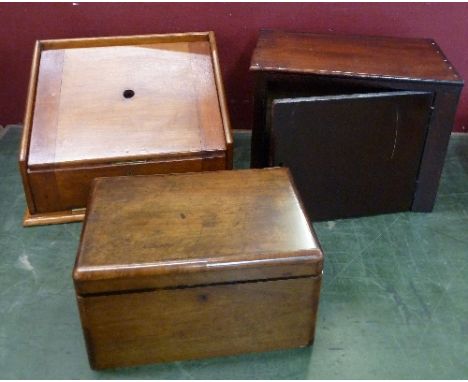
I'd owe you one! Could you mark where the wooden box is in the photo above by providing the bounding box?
[19,32,232,227]
[73,168,323,370]
[250,30,463,221]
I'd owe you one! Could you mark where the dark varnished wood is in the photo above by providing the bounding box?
[77,276,322,370]
[20,32,233,225]
[412,89,462,211]
[271,91,432,221]
[73,168,323,369]
[251,30,461,83]
[74,168,322,293]
[250,30,463,217]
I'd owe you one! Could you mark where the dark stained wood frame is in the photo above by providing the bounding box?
[250,33,463,214]
[20,32,233,227]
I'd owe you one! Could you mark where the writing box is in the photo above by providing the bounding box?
[19,32,232,226]
[73,168,323,369]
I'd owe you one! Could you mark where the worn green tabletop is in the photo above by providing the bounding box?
[0,127,467,379]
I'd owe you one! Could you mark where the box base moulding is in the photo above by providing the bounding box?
[23,207,86,227]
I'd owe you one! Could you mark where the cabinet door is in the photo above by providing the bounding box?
[270,91,433,221]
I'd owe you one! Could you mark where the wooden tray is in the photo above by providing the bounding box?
[20,32,232,226]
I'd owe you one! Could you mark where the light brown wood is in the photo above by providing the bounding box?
[29,154,226,214]
[41,32,210,50]
[23,207,85,227]
[73,168,323,368]
[19,41,41,214]
[208,31,233,168]
[29,49,64,166]
[251,30,461,83]
[29,41,225,168]
[20,32,233,225]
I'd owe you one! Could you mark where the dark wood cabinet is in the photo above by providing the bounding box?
[250,30,463,221]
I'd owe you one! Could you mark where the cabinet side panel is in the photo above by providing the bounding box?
[76,295,97,369]
[251,73,269,168]
[29,170,62,213]
[78,276,321,370]
[19,161,37,215]
[412,87,463,211]
[202,153,227,171]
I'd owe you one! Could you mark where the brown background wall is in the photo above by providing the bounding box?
[0,2,467,132]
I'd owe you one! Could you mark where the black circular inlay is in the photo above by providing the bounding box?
[123,89,135,99]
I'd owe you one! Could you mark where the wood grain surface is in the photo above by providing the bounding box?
[250,30,463,215]
[77,275,322,369]
[20,32,233,224]
[250,30,461,83]
[74,167,323,369]
[29,41,225,168]
[74,168,323,293]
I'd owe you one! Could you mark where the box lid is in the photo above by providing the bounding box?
[250,30,462,84]
[73,168,323,294]
[28,33,229,170]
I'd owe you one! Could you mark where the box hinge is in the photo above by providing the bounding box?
[113,160,149,166]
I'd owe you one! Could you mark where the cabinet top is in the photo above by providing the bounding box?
[73,168,323,294]
[250,30,462,84]
[26,32,230,170]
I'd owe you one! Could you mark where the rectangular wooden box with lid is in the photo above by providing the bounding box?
[73,168,323,369]
[19,32,232,227]
[250,30,463,221]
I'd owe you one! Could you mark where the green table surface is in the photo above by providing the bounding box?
[1,127,467,379]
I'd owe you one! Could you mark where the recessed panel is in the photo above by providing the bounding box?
[29,41,225,167]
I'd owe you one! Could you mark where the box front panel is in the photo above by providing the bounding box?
[77,276,321,369]
[28,154,226,213]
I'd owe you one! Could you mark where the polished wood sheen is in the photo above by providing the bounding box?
[251,30,461,82]
[73,168,323,369]
[77,277,321,370]
[29,41,225,167]
[20,32,233,225]
[250,30,463,218]
[74,168,322,293]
